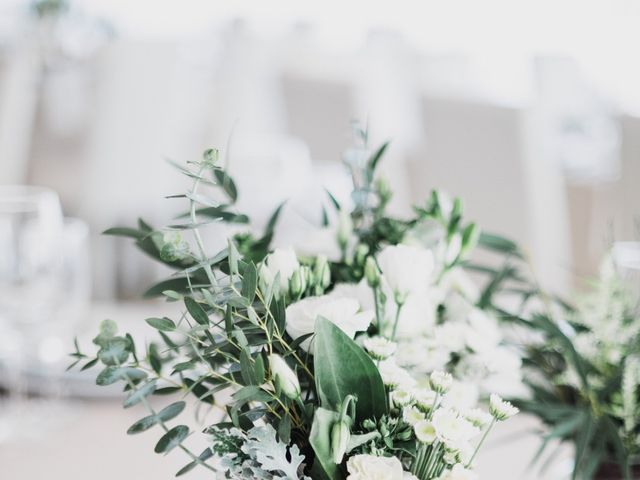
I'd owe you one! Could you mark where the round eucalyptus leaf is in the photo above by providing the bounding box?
[154,425,189,454]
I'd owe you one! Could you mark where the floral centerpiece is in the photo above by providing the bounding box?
[71,130,519,479]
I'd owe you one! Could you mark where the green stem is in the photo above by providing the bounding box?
[391,301,404,340]
[466,418,496,467]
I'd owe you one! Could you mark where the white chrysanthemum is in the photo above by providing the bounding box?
[413,389,437,412]
[441,382,479,411]
[390,389,414,408]
[437,463,478,480]
[346,454,404,480]
[403,406,425,426]
[396,340,451,374]
[261,248,300,290]
[430,371,453,393]
[432,409,480,447]
[363,336,397,360]
[462,408,492,429]
[378,359,416,389]
[285,295,372,352]
[414,420,437,444]
[489,394,519,421]
[376,244,434,302]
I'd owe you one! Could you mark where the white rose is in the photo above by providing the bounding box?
[262,248,300,290]
[376,245,434,302]
[346,454,404,480]
[285,295,372,352]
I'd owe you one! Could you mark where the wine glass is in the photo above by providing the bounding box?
[0,185,64,441]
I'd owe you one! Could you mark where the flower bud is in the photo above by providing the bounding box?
[331,420,350,464]
[289,267,307,298]
[364,256,380,288]
[258,263,274,295]
[362,419,376,431]
[268,354,301,400]
[460,223,480,259]
[313,255,331,290]
[202,148,219,166]
[337,210,353,250]
[354,244,369,266]
[376,177,392,205]
[429,371,453,394]
[363,336,396,361]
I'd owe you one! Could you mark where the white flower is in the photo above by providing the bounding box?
[431,409,480,447]
[445,233,462,265]
[378,359,416,389]
[376,245,434,302]
[434,323,467,352]
[268,354,300,400]
[489,394,519,421]
[437,464,478,480]
[285,295,372,352]
[403,406,425,426]
[261,248,300,291]
[441,381,479,411]
[329,280,376,311]
[462,408,492,429]
[413,389,437,412]
[363,336,397,360]
[346,454,404,480]
[430,371,453,393]
[396,340,450,373]
[414,420,437,444]
[390,293,438,339]
[390,389,414,408]
[464,309,502,353]
[403,473,420,480]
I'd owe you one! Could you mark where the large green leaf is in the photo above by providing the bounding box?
[313,317,387,423]
[309,407,342,480]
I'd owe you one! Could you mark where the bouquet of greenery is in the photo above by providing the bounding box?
[71,129,519,479]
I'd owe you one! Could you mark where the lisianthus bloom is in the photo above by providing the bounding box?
[376,244,434,303]
[260,247,300,291]
[285,295,372,352]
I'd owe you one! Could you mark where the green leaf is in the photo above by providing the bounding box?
[232,386,273,405]
[213,169,238,202]
[240,349,256,385]
[145,317,176,332]
[241,262,258,303]
[313,317,387,423]
[478,231,523,259]
[143,277,193,298]
[310,407,342,480]
[155,425,190,454]
[176,448,214,476]
[366,141,390,181]
[123,380,157,408]
[157,401,186,422]
[98,337,130,366]
[96,367,147,386]
[103,226,146,240]
[184,297,209,326]
[127,414,160,434]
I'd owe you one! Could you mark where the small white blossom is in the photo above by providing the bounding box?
[363,336,397,360]
[378,359,416,389]
[403,406,425,426]
[414,420,437,444]
[390,389,414,408]
[413,389,437,412]
[489,394,519,421]
[430,371,453,394]
[462,408,492,429]
[432,409,480,448]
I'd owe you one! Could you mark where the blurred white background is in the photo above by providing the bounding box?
[0,0,638,478]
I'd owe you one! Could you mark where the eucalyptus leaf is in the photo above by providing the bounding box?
[155,425,190,454]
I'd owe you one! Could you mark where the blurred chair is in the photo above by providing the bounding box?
[619,115,640,240]
[0,42,41,184]
[408,96,572,294]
